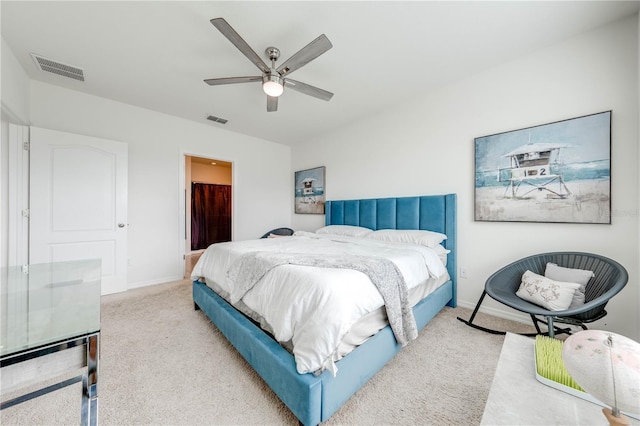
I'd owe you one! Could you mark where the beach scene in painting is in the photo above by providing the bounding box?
[475,112,611,223]
[295,167,325,214]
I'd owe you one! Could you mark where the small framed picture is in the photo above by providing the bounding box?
[294,166,325,214]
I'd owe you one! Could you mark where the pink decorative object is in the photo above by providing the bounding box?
[562,330,640,425]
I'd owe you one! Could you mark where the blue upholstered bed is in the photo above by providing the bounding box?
[192,194,457,425]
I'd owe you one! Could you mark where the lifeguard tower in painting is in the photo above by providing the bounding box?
[302,177,318,204]
[499,142,572,199]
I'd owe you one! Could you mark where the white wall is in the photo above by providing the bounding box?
[1,37,31,268]
[1,38,30,124]
[15,81,291,289]
[1,115,9,269]
[292,15,640,340]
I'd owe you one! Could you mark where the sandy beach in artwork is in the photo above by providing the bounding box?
[295,197,325,214]
[475,179,610,223]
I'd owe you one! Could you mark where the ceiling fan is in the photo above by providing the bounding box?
[204,18,333,112]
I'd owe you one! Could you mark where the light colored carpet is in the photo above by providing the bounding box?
[1,279,537,425]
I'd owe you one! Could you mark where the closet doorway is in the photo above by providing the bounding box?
[185,155,232,277]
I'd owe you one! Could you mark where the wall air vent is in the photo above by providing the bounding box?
[30,53,85,81]
[206,115,228,124]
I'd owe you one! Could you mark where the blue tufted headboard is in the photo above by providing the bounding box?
[325,194,457,305]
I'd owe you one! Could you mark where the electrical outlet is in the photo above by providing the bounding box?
[459,267,468,279]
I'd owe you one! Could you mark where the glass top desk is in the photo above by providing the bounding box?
[1,260,101,426]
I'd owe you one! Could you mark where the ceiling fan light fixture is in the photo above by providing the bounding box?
[262,74,284,97]
[206,18,333,111]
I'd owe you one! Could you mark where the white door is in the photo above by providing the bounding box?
[29,127,128,295]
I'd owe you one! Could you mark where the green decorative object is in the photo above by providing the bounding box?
[535,335,584,392]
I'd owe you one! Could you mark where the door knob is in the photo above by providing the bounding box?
[118,223,126,228]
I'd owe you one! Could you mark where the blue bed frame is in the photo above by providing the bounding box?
[193,194,457,425]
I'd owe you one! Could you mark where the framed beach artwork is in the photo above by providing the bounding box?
[474,111,611,224]
[294,166,325,214]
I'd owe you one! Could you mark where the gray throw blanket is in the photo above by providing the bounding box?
[226,251,418,346]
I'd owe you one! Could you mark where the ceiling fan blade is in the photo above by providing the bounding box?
[276,34,332,77]
[210,18,270,74]
[204,76,262,86]
[283,79,333,101]
[267,96,278,112]
[204,75,262,86]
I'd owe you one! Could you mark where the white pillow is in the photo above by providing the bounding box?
[432,244,450,266]
[292,230,315,237]
[365,229,447,248]
[315,225,373,237]
[516,270,581,311]
[545,263,594,308]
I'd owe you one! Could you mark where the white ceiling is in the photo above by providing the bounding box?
[2,1,638,146]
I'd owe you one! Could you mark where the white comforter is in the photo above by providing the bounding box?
[190,233,448,375]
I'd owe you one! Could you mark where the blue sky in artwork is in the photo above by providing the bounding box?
[295,167,324,189]
[475,112,610,171]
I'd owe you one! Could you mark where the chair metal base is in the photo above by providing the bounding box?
[456,290,580,338]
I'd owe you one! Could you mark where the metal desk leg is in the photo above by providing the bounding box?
[81,334,99,426]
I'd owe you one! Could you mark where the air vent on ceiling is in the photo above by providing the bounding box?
[206,115,228,124]
[30,53,85,81]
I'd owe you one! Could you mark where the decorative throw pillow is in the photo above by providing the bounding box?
[545,263,594,308]
[516,270,581,311]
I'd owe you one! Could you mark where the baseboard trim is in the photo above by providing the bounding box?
[127,275,184,290]
[456,300,531,325]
